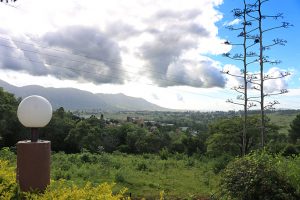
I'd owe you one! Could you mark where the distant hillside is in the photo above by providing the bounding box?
[0,79,169,112]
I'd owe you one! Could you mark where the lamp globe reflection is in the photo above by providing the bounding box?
[17,95,52,142]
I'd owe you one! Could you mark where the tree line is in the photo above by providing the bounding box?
[1,88,299,156]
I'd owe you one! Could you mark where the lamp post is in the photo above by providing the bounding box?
[16,95,52,192]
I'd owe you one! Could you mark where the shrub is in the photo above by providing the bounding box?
[0,158,128,199]
[220,151,300,200]
[26,181,127,200]
[136,162,148,171]
[282,144,300,157]
[142,153,153,159]
[0,160,18,199]
[276,154,300,193]
[159,148,169,160]
[212,154,233,174]
[173,152,187,160]
[80,152,98,163]
[114,171,126,183]
[185,158,195,167]
[0,147,16,163]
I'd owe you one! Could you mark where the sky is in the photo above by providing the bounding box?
[0,0,299,111]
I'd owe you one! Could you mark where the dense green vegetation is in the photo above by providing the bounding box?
[0,148,299,199]
[0,148,219,199]
[220,151,300,200]
[1,88,300,199]
[0,152,127,200]
[0,88,27,147]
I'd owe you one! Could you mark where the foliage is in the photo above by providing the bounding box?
[220,151,300,200]
[211,154,233,174]
[275,154,300,193]
[281,144,300,156]
[1,147,300,199]
[0,157,127,199]
[0,88,26,147]
[1,88,296,158]
[49,151,220,198]
[289,114,300,144]
[159,148,170,160]
[0,148,221,198]
[26,181,127,200]
[0,160,18,199]
[41,107,77,152]
[1,88,299,199]
[0,147,16,163]
[206,115,280,157]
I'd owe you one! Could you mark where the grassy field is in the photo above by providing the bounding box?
[0,148,220,199]
[51,152,220,199]
[1,148,299,200]
[268,111,299,135]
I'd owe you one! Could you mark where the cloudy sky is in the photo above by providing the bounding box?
[0,0,299,111]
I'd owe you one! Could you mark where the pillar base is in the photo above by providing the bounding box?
[17,140,51,192]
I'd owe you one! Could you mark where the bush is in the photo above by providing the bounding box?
[114,171,126,183]
[212,154,233,174]
[80,152,98,163]
[282,144,300,157]
[159,148,170,160]
[220,151,300,200]
[136,162,148,171]
[0,158,128,199]
[0,160,18,199]
[185,158,195,167]
[0,147,16,163]
[276,154,300,193]
[26,181,127,200]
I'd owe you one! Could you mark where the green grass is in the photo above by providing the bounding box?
[51,152,220,199]
[268,112,299,135]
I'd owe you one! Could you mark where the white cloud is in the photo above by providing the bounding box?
[223,64,243,88]
[177,93,184,102]
[264,67,289,93]
[223,19,241,26]
[0,0,230,88]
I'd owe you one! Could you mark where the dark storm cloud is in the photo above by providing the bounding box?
[43,26,125,84]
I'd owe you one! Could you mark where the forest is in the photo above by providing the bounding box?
[1,88,300,199]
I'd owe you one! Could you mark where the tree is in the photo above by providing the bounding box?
[40,107,76,152]
[206,115,279,157]
[207,116,255,157]
[222,0,257,156]
[289,114,300,144]
[253,0,291,147]
[223,0,291,149]
[0,88,26,147]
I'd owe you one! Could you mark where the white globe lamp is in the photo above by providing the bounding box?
[17,95,52,142]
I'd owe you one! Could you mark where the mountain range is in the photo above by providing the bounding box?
[0,79,168,112]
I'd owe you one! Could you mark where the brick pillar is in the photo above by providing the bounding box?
[17,140,51,192]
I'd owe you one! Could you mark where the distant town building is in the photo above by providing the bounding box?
[127,116,144,127]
